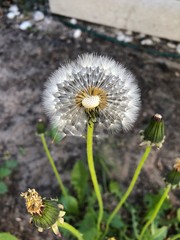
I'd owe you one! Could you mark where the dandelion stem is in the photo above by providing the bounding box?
[40,134,67,196]
[87,121,104,232]
[58,222,84,240]
[104,146,152,238]
[170,234,180,240]
[139,184,171,240]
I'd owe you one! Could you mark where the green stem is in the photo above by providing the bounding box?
[87,121,104,232]
[58,222,84,240]
[139,184,171,240]
[104,146,152,238]
[170,234,180,240]
[40,134,67,196]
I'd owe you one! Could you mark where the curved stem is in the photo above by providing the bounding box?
[170,234,180,240]
[58,222,84,240]
[104,146,152,238]
[40,134,67,196]
[87,121,103,232]
[139,184,171,240]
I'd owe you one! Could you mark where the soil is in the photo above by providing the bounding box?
[0,4,180,240]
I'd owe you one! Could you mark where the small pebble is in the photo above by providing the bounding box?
[152,36,161,43]
[125,30,132,35]
[73,29,82,39]
[15,217,22,222]
[117,33,126,42]
[117,33,133,42]
[137,32,146,39]
[141,39,153,46]
[176,43,180,54]
[70,18,77,25]
[9,5,19,13]
[86,38,92,43]
[7,12,16,19]
[116,31,127,42]
[33,11,44,22]
[167,42,176,49]
[124,36,133,42]
[19,21,32,30]
[175,71,180,77]
[7,4,20,19]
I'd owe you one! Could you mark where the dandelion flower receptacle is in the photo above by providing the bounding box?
[43,54,141,137]
[140,113,165,149]
[21,189,65,237]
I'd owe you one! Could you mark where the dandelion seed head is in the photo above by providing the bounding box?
[43,53,141,137]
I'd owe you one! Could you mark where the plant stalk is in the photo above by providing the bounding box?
[170,234,180,240]
[139,184,171,239]
[87,121,104,232]
[40,134,67,196]
[58,222,84,240]
[104,146,152,237]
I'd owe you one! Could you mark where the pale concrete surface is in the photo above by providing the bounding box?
[49,0,180,41]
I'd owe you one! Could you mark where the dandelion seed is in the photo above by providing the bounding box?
[43,54,141,137]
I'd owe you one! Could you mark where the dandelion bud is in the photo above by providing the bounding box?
[140,113,165,149]
[21,189,65,237]
[165,158,180,188]
[43,54,141,137]
[36,119,46,135]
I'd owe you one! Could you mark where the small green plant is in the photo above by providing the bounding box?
[0,159,18,195]
[21,54,180,240]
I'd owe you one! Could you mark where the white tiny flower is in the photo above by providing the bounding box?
[43,54,141,137]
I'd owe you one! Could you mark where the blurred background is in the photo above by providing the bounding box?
[0,0,180,239]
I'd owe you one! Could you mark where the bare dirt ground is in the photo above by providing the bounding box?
[0,4,180,240]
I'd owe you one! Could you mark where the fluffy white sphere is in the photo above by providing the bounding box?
[43,54,141,137]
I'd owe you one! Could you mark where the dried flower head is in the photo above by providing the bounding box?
[21,189,65,237]
[140,113,165,149]
[174,158,180,172]
[43,54,140,137]
[165,158,180,188]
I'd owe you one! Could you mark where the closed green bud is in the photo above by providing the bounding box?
[165,158,180,188]
[140,114,165,149]
[21,189,65,237]
[36,119,46,134]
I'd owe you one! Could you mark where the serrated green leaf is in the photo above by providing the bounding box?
[130,207,140,239]
[152,226,168,240]
[60,195,79,215]
[0,168,12,179]
[79,210,97,231]
[110,214,125,229]
[0,232,18,240]
[71,160,89,204]
[4,160,18,169]
[81,228,98,240]
[78,209,98,240]
[0,182,8,194]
